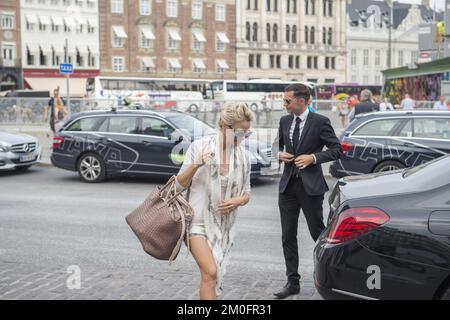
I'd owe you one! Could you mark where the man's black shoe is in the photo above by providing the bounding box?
[273,283,300,299]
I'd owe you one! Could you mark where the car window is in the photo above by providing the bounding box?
[352,119,400,136]
[65,117,105,132]
[397,119,413,137]
[140,117,174,138]
[413,118,450,140]
[108,116,139,134]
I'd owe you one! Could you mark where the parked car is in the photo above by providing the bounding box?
[0,131,42,171]
[314,155,450,300]
[330,111,450,178]
[51,109,279,182]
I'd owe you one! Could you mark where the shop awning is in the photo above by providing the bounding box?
[39,16,51,25]
[39,43,52,53]
[25,77,87,97]
[142,57,155,68]
[64,17,76,28]
[168,58,181,69]
[87,17,97,27]
[192,30,206,42]
[216,59,229,69]
[52,43,65,53]
[112,26,128,38]
[26,15,38,24]
[26,43,40,52]
[76,17,88,25]
[141,27,155,40]
[382,57,450,79]
[51,16,64,26]
[76,45,89,54]
[168,29,181,41]
[192,59,206,69]
[216,32,230,43]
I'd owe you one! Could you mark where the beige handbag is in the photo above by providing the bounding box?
[125,176,193,263]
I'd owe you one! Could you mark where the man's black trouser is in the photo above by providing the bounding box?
[278,175,325,285]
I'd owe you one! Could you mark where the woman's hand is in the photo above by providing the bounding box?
[217,197,245,215]
[194,150,214,168]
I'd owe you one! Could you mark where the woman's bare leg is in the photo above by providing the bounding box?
[189,236,217,300]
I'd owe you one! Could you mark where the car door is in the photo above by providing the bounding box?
[135,116,181,175]
[100,115,141,174]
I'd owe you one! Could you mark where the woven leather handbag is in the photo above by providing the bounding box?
[125,176,193,263]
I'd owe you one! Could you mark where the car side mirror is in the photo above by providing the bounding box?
[170,130,184,142]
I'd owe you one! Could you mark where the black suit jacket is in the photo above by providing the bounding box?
[272,112,342,196]
[354,100,380,116]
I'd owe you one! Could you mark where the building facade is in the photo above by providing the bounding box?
[0,0,22,91]
[98,0,236,79]
[346,0,439,86]
[236,0,347,83]
[20,0,100,96]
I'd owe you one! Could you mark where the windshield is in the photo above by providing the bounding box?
[402,154,450,178]
[166,114,215,138]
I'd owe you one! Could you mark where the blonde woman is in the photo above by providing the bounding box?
[44,87,69,134]
[175,103,254,300]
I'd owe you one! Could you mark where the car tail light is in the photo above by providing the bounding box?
[53,136,64,149]
[326,207,390,244]
[341,142,353,153]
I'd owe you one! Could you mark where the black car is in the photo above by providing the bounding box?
[330,111,450,178]
[50,109,279,182]
[314,155,450,300]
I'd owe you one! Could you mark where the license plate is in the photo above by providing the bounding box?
[270,161,279,170]
[20,154,35,162]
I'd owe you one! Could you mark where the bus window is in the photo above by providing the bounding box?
[212,81,223,92]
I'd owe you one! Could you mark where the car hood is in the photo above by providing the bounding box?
[338,170,418,199]
[0,131,37,145]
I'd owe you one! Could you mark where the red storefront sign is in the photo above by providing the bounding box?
[23,68,100,78]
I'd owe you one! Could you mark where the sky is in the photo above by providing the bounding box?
[384,0,445,10]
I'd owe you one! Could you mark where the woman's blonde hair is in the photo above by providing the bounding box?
[218,102,255,128]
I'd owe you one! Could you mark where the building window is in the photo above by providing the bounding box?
[193,61,205,73]
[167,31,179,49]
[363,49,369,65]
[39,49,47,66]
[305,0,309,14]
[113,56,125,72]
[216,35,225,51]
[266,23,271,42]
[305,26,309,43]
[411,51,418,63]
[310,0,315,15]
[310,27,315,44]
[375,49,381,66]
[327,27,332,45]
[27,49,35,66]
[246,22,251,41]
[276,55,281,68]
[252,23,258,41]
[167,0,178,18]
[76,50,84,67]
[292,25,297,43]
[256,54,261,68]
[286,25,290,43]
[111,0,123,14]
[288,55,294,68]
[325,57,329,69]
[0,13,15,30]
[295,55,300,68]
[140,0,151,15]
[113,33,124,48]
[215,4,225,21]
[322,27,326,44]
[192,32,203,50]
[266,0,271,11]
[307,56,312,68]
[269,55,274,68]
[274,0,278,11]
[249,54,254,68]
[247,0,251,10]
[292,0,297,13]
[398,50,404,66]
[141,31,152,49]
[375,75,381,84]
[351,49,356,65]
[363,75,369,84]
[192,2,202,19]
[2,45,15,63]
[314,56,318,69]
[254,0,258,10]
[273,24,278,42]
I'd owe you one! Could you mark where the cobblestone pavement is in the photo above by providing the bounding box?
[0,166,335,300]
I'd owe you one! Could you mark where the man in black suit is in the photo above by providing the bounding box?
[272,83,342,299]
[349,89,380,121]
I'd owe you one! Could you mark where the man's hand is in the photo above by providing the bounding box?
[295,154,315,170]
[278,152,294,163]
[217,197,243,215]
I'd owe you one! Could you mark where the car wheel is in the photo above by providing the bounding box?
[16,165,31,171]
[77,153,106,183]
[373,160,405,173]
[250,103,260,113]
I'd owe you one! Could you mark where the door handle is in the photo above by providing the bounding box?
[142,140,153,146]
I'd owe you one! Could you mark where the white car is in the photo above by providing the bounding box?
[0,131,42,171]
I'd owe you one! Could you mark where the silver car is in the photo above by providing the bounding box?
[0,131,42,171]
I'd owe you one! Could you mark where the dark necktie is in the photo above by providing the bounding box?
[292,117,301,151]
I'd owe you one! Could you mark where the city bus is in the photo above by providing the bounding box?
[210,79,317,112]
[316,83,382,101]
[86,76,214,112]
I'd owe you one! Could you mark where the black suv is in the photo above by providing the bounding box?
[330,111,450,178]
[51,109,279,182]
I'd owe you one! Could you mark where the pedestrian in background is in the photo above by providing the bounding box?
[400,93,416,110]
[44,87,69,134]
[337,97,349,128]
[433,95,447,110]
[380,97,394,111]
[349,89,379,121]
[175,103,253,300]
